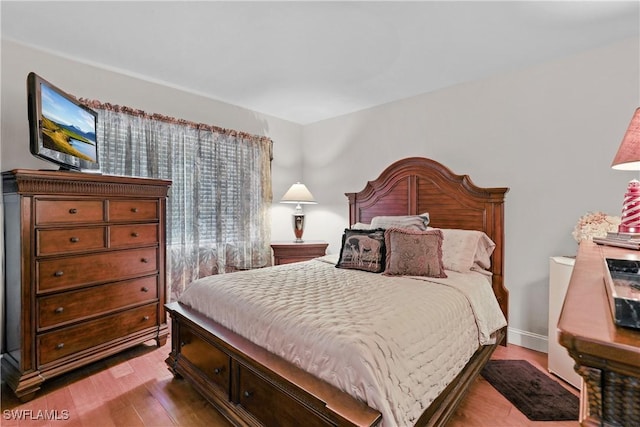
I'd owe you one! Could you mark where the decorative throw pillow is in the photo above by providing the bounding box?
[383,228,447,277]
[336,228,386,273]
[432,228,496,273]
[370,213,430,230]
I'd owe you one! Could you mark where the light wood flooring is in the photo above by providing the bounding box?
[1,338,580,427]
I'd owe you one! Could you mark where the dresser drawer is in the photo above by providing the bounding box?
[238,365,330,427]
[37,247,158,292]
[179,328,230,393]
[110,224,158,248]
[35,199,104,225]
[37,227,107,256]
[37,276,159,330]
[38,304,158,366]
[108,200,158,222]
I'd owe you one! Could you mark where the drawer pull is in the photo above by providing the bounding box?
[56,343,64,350]
[131,207,139,213]
[180,341,186,348]
[68,208,78,214]
[69,236,80,243]
[243,390,253,398]
[143,316,150,321]
[213,367,224,375]
[131,232,139,238]
[141,258,149,263]
[54,271,64,277]
[141,286,149,292]
[54,307,64,314]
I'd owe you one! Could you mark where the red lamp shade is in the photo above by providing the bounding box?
[612,108,640,170]
[612,108,640,233]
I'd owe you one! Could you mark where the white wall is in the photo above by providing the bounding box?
[301,37,640,350]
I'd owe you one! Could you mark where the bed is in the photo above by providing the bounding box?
[165,157,509,427]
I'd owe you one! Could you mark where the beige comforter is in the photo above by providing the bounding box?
[178,255,506,427]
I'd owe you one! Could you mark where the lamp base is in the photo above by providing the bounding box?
[293,213,305,243]
[618,226,640,234]
[619,179,640,233]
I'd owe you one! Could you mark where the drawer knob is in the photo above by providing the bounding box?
[56,343,64,350]
[131,232,139,238]
[54,271,64,277]
[141,286,149,292]
[141,258,149,263]
[243,390,253,398]
[143,316,150,321]
[54,307,64,314]
[68,208,78,214]
[69,236,80,243]
[213,367,224,375]
[131,207,139,213]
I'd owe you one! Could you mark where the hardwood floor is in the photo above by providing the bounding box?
[447,344,580,427]
[1,338,580,427]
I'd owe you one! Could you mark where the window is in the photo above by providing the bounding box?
[88,102,273,300]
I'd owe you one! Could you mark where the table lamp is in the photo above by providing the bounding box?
[280,182,317,242]
[611,107,640,234]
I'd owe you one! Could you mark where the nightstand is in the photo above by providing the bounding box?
[271,241,328,265]
[548,256,581,389]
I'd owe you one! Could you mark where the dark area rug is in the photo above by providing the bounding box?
[480,359,579,421]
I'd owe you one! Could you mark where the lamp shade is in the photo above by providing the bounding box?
[611,107,640,170]
[280,182,317,204]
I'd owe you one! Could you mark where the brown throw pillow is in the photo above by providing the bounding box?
[384,228,447,277]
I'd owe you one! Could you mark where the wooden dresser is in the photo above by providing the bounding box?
[558,241,640,426]
[2,169,171,401]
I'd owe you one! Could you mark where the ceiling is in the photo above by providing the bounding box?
[2,1,639,125]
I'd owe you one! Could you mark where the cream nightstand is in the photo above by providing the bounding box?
[548,256,581,389]
[271,241,328,265]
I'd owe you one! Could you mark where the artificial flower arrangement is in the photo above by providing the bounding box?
[572,211,621,243]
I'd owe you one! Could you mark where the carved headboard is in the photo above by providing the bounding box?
[345,157,510,328]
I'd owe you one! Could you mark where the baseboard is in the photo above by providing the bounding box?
[507,327,548,353]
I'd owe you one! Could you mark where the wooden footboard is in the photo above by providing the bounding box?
[165,301,382,427]
[166,301,503,427]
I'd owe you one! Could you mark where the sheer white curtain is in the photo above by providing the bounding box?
[86,102,273,301]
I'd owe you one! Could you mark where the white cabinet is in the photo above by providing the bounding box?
[548,256,581,389]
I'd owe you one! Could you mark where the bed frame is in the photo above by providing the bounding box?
[165,156,509,427]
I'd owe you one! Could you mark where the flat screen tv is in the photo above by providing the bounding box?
[27,72,100,171]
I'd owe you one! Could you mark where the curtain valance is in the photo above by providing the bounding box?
[81,99,273,148]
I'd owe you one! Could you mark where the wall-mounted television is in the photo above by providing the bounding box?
[27,72,100,171]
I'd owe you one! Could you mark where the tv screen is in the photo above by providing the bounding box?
[27,72,99,171]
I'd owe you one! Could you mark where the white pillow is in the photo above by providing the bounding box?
[370,213,430,230]
[350,222,372,230]
[432,228,495,273]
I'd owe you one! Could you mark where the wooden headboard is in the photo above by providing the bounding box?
[345,157,510,328]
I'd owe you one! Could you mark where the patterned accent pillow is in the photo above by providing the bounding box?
[336,229,386,273]
[370,213,430,230]
[383,228,447,277]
